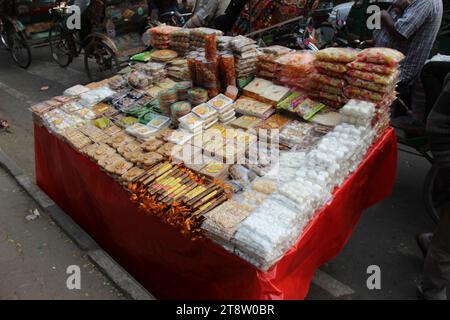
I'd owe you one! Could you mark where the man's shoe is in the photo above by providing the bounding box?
[416,233,433,258]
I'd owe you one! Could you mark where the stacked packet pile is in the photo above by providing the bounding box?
[230,36,258,81]
[256,45,292,80]
[229,121,376,270]
[149,25,180,49]
[309,48,359,108]
[217,36,233,51]
[158,88,178,116]
[190,27,223,50]
[166,59,190,81]
[345,48,404,137]
[188,87,209,105]
[169,29,191,55]
[207,94,236,124]
[170,101,192,126]
[192,103,219,130]
[135,62,166,84]
[339,99,376,128]
[275,51,315,91]
[178,113,204,135]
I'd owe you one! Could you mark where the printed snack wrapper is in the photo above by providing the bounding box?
[356,48,405,66]
[347,61,397,75]
[344,76,396,93]
[310,73,346,89]
[315,47,359,63]
[296,99,326,121]
[347,69,400,86]
[343,86,387,102]
[314,61,348,74]
[311,82,343,95]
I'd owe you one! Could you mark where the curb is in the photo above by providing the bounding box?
[0,148,155,300]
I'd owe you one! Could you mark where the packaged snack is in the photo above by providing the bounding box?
[121,167,145,183]
[346,69,400,85]
[94,117,111,129]
[207,94,234,112]
[147,114,171,130]
[141,136,164,152]
[192,103,218,119]
[310,73,346,88]
[225,86,239,101]
[178,113,204,132]
[141,152,164,166]
[234,96,275,119]
[344,76,395,93]
[259,84,291,106]
[296,99,326,120]
[315,47,358,63]
[356,48,405,66]
[314,61,348,74]
[229,115,262,130]
[343,86,386,102]
[188,87,209,105]
[347,61,397,75]
[310,82,343,95]
[277,91,308,112]
[64,84,89,96]
[150,49,178,62]
[165,129,194,145]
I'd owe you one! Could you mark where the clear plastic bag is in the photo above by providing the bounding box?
[315,47,359,63]
[356,48,405,66]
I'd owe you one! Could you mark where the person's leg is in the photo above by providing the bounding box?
[421,200,450,300]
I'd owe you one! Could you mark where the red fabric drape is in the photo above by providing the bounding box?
[35,124,397,299]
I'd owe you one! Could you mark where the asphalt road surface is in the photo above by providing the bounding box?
[0,45,447,300]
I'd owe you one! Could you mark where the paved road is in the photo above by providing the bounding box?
[0,45,447,300]
[0,166,124,299]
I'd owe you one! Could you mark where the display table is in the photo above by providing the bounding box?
[34,123,397,299]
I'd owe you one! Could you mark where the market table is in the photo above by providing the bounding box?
[34,123,397,299]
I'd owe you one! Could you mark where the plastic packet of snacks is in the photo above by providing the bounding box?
[315,47,359,63]
[347,61,397,75]
[310,73,346,88]
[314,61,348,74]
[344,76,396,93]
[346,69,400,86]
[356,48,405,66]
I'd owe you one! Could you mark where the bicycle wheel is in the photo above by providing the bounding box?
[48,23,73,67]
[84,39,119,82]
[423,165,443,224]
[10,30,31,68]
[1,28,10,50]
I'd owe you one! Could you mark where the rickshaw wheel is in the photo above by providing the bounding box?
[48,24,73,67]
[423,165,442,224]
[84,39,119,82]
[10,31,31,69]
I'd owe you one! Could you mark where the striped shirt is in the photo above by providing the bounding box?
[374,0,443,84]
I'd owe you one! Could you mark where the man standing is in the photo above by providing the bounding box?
[378,0,443,105]
[417,73,450,300]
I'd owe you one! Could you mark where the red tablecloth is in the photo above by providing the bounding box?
[35,124,397,299]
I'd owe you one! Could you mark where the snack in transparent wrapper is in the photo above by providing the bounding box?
[310,73,346,88]
[343,86,386,102]
[344,76,396,93]
[347,61,397,75]
[346,69,400,85]
[315,47,358,63]
[356,48,405,66]
[314,61,348,74]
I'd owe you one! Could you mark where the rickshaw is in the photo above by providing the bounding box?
[48,0,149,80]
[0,0,36,68]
